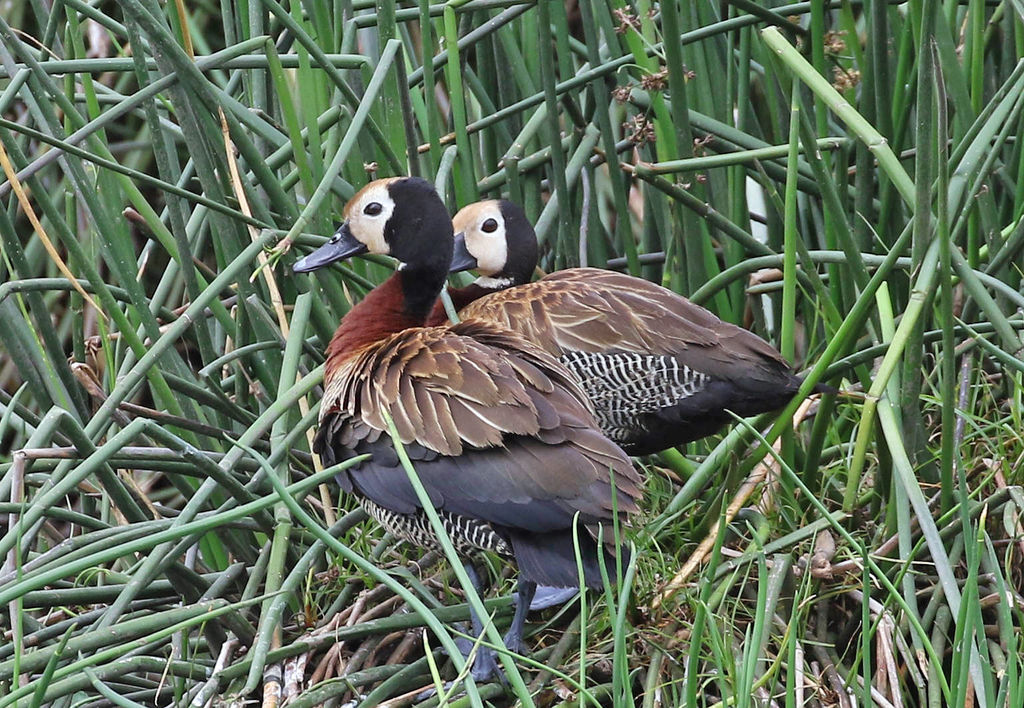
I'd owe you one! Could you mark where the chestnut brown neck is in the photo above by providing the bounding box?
[326,269,443,375]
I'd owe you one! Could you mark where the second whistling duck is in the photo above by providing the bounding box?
[431,199,822,455]
[293,178,642,680]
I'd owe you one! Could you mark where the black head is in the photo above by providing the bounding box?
[293,177,453,274]
[449,199,538,286]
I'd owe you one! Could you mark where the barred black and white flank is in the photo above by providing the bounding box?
[560,351,709,446]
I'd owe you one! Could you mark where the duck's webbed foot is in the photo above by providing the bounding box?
[452,562,502,682]
[525,584,578,611]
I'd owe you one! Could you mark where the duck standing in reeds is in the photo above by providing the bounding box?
[293,178,642,680]
[435,199,823,455]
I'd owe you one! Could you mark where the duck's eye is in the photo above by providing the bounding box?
[364,202,383,216]
[481,218,499,233]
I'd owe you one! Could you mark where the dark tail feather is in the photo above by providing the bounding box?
[785,371,840,398]
[508,528,629,589]
[812,381,839,395]
[788,373,838,397]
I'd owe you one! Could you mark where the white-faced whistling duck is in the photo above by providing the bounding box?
[293,178,642,680]
[429,198,826,456]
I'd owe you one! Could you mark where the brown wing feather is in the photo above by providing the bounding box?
[319,320,641,516]
[458,267,791,380]
[319,319,638,532]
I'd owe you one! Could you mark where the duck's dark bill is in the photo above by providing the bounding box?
[449,232,479,273]
[293,222,369,273]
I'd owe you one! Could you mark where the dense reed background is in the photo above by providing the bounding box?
[1,0,1023,705]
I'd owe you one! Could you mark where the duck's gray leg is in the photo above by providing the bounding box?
[503,579,537,655]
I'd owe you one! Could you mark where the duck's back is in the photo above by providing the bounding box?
[457,268,805,453]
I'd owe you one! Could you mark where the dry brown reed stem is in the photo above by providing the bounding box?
[654,396,821,609]
[652,436,781,609]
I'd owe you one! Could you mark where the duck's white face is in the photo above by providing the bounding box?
[294,176,453,275]
[341,178,399,255]
[452,200,508,276]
